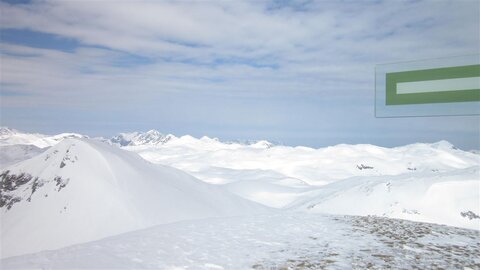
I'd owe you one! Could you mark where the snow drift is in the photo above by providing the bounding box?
[0,138,265,258]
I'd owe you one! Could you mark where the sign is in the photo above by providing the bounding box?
[375,55,480,117]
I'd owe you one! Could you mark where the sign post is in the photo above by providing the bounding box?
[375,55,480,117]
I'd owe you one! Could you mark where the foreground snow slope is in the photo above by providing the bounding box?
[0,138,266,258]
[2,213,479,269]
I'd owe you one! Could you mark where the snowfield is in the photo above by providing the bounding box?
[290,166,480,230]
[0,128,479,268]
[120,130,480,230]
[2,214,479,269]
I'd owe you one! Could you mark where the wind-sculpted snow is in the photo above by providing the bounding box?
[2,213,479,269]
[0,138,267,258]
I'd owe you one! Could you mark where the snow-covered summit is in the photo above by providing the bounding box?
[109,130,176,146]
[0,127,18,137]
[0,138,265,258]
[106,129,279,149]
[250,140,274,149]
[429,140,457,150]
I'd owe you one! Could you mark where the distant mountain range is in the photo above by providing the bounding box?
[0,127,87,148]
[0,127,275,148]
[1,126,479,260]
[108,130,176,146]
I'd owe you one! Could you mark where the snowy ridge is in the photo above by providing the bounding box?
[108,130,276,149]
[0,138,266,258]
[0,127,86,148]
[109,130,177,146]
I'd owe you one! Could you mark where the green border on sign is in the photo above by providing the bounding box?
[386,64,480,105]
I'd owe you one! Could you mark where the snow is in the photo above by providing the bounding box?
[1,127,479,268]
[2,213,479,269]
[109,130,176,146]
[290,166,480,230]
[0,138,266,258]
[0,127,86,148]
[127,136,478,187]
[121,132,479,229]
[0,144,45,168]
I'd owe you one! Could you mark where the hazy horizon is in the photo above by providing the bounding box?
[2,124,480,151]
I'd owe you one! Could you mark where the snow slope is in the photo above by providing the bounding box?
[0,138,266,258]
[2,213,479,269]
[1,127,478,254]
[0,144,45,168]
[124,136,480,228]
[289,166,480,230]
[128,139,479,186]
[0,127,86,148]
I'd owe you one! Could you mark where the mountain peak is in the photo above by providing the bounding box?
[109,130,176,146]
[145,129,162,135]
[430,140,456,150]
[0,127,18,137]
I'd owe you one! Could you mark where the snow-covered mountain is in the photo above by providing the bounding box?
[130,139,479,185]
[128,139,480,215]
[109,130,177,146]
[107,129,276,149]
[125,137,480,230]
[0,138,265,258]
[0,127,86,148]
[0,127,275,149]
[0,127,479,268]
[0,144,45,168]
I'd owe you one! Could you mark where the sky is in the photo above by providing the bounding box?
[0,0,479,149]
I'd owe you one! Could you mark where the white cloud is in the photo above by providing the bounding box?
[1,1,478,101]
[0,0,479,148]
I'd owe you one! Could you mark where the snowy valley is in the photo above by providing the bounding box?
[0,127,479,269]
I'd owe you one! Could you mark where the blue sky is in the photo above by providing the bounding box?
[0,0,479,149]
